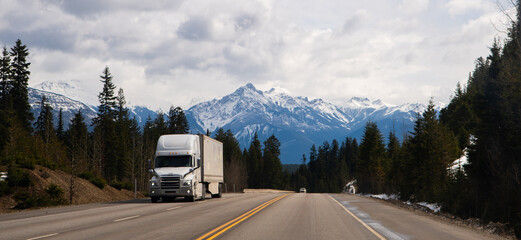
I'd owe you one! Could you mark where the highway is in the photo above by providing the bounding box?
[0,193,501,240]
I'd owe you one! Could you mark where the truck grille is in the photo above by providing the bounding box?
[161,176,180,189]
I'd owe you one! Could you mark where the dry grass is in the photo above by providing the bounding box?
[0,165,142,214]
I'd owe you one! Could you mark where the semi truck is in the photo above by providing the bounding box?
[148,134,224,202]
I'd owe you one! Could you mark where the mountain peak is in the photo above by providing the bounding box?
[32,80,98,106]
[244,83,257,90]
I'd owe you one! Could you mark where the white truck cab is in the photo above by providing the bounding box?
[149,134,223,202]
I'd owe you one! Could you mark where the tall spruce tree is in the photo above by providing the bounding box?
[9,39,33,133]
[357,121,387,193]
[92,66,118,181]
[56,108,65,142]
[247,133,262,188]
[0,46,11,107]
[262,135,282,189]
[215,128,247,192]
[66,110,89,173]
[404,100,459,203]
[167,106,189,134]
[34,95,55,144]
[0,46,11,152]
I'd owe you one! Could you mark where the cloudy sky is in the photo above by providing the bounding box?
[0,0,515,110]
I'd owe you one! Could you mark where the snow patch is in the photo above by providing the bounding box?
[417,202,441,213]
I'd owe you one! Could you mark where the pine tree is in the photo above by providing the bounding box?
[56,108,65,142]
[247,132,262,188]
[94,66,117,124]
[167,106,189,134]
[0,46,11,153]
[9,39,33,133]
[66,110,89,172]
[92,66,118,181]
[0,46,11,107]
[263,135,282,189]
[114,88,131,182]
[215,128,247,192]
[386,131,402,193]
[405,100,459,202]
[34,95,55,144]
[356,122,387,193]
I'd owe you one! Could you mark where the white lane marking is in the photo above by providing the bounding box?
[327,195,387,240]
[167,206,182,211]
[330,195,408,240]
[369,223,407,240]
[1,206,114,224]
[113,215,140,222]
[26,233,59,240]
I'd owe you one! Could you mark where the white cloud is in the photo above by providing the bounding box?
[0,0,513,110]
[400,0,430,14]
[444,0,495,16]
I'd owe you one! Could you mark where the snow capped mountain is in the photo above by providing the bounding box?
[29,81,429,164]
[33,80,99,106]
[186,83,427,163]
[29,87,98,128]
[30,81,158,129]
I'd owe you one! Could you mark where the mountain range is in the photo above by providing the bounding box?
[29,81,431,164]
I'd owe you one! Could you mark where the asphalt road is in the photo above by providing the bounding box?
[0,193,501,240]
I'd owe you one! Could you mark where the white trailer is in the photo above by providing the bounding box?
[149,134,224,202]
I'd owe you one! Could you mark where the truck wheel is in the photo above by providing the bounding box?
[212,183,222,198]
[151,197,159,203]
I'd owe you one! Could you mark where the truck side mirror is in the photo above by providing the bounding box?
[147,159,152,169]
[197,159,201,167]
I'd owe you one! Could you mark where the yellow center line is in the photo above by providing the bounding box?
[196,193,291,240]
[327,195,386,240]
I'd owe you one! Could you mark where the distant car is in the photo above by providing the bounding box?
[299,188,306,193]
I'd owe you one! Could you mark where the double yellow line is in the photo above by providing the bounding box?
[196,193,291,240]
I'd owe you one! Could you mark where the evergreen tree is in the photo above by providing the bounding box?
[0,46,11,153]
[56,108,65,142]
[9,39,33,133]
[357,121,387,193]
[262,135,282,189]
[167,106,189,134]
[34,95,55,144]
[404,100,459,203]
[0,46,11,107]
[66,110,89,173]
[92,66,118,181]
[114,88,131,182]
[247,133,262,188]
[215,128,247,192]
[94,66,117,123]
[386,131,402,193]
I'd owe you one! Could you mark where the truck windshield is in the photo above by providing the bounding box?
[155,155,192,168]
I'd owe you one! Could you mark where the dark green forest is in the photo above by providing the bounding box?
[1,1,521,236]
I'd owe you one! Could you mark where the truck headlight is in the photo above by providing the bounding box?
[182,180,192,187]
[150,181,158,187]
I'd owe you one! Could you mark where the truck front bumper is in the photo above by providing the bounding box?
[150,187,193,197]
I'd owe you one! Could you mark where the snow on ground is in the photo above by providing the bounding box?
[365,193,441,213]
[449,148,469,174]
[368,193,399,200]
[417,202,441,213]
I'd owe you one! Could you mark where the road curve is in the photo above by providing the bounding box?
[0,193,502,240]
